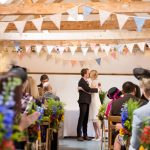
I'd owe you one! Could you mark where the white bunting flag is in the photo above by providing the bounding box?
[82,5,94,18]
[81,47,88,56]
[47,46,54,55]
[14,21,26,34]
[93,46,99,55]
[69,46,77,55]
[36,45,42,54]
[67,6,78,20]
[0,22,9,33]
[58,46,65,55]
[116,14,129,29]
[101,45,110,55]
[137,42,145,52]
[90,43,96,50]
[126,43,135,53]
[50,13,62,29]
[25,45,31,53]
[32,18,43,32]
[99,10,111,26]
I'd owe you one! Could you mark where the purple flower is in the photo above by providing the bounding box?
[52,106,57,114]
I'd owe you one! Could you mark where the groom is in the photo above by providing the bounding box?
[77,68,99,141]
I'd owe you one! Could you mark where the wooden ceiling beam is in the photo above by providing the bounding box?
[0,30,150,40]
[0,1,150,15]
[0,39,148,46]
[4,19,150,31]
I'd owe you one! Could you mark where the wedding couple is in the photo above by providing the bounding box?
[77,68,101,141]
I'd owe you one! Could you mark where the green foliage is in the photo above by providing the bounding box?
[98,103,107,120]
[99,90,107,104]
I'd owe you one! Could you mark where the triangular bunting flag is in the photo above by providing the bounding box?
[101,45,110,55]
[82,6,94,18]
[14,42,20,52]
[58,46,65,55]
[32,18,43,32]
[50,13,62,29]
[79,61,85,67]
[67,6,78,20]
[134,17,146,32]
[71,60,77,67]
[115,44,125,53]
[111,51,117,59]
[90,43,96,50]
[93,46,99,55]
[14,21,26,34]
[47,46,54,55]
[99,10,111,26]
[0,22,9,33]
[137,42,145,52]
[95,58,101,65]
[25,45,31,54]
[81,47,88,56]
[36,45,42,54]
[126,43,135,53]
[69,46,77,55]
[116,14,129,29]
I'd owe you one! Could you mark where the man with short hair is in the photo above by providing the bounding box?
[77,68,99,141]
[111,81,138,116]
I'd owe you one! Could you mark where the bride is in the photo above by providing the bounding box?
[88,70,101,141]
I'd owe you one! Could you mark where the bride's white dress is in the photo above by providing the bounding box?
[89,79,101,121]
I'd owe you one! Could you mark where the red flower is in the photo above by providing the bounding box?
[0,140,15,150]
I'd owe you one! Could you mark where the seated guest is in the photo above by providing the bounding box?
[129,68,150,150]
[111,81,138,116]
[43,82,60,101]
[38,74,52,96]
[105,87,122,118]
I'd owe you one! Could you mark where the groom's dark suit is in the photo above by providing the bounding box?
[77,78,98,138]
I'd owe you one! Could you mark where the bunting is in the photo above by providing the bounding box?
[58,46,65,55]
[50,14,62,29]
[36,45,42,54]
[47,46,54,55]
[95,58,101,65]
[82,6,94,18]
[69,46,77,55]
[0,22,9,33]
[126,43,134,53]
[67,6,78,20]
[137,42,145,52]
[32,18,43,32]
[99,10,111,26]
[14,21,26,34]
[134,17,146,32]
[93,46,99,55]
[116,14,129,29]
[25,45,31,54]
[81,47,88,56]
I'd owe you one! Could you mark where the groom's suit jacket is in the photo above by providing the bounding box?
[78,78,98,104]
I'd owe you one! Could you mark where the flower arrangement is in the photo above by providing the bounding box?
[0,77,22,150]
[42,99,65,132]
[98,103,107,120]
[99,90,106,104]
[139,119,150,150]
[119,99,140,141]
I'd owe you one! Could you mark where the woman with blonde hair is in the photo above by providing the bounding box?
[88,70,102,141]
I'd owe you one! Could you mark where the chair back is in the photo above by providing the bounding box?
[108,115,121,150]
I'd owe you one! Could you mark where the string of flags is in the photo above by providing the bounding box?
[14,41,150,56]
[0,5,150,34]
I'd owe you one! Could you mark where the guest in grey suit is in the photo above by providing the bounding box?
[129,71,150,150]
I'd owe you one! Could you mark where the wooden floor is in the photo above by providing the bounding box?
[59,138,102,150]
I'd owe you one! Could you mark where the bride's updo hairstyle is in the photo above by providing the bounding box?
[90,70,98,80]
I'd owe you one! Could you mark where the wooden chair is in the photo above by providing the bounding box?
[108,116,121,150]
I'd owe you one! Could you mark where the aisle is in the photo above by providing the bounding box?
[59,138,101,150]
